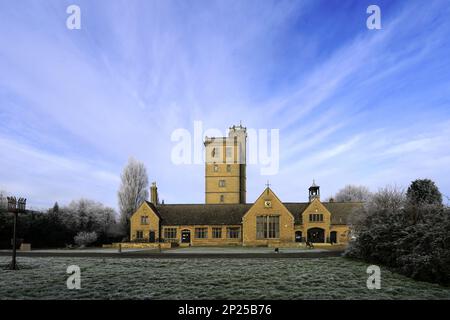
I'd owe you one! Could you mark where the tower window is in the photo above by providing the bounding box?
[214,164,219,172]
[220,195,225,202]
[211,148,217,158]
[219,180,226,187]
[226,164,231,172]
[226,147,233,158]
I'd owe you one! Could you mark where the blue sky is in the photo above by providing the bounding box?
[1,0,450,210]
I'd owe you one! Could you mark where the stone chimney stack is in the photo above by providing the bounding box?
[150,182,159,205]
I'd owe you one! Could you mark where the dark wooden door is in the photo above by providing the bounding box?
[181,230,191,243]
[149,231,156,243]
[330,231,337,244]
[295,231,302,242]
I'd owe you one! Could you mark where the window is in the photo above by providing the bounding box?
[212,227,222,239]
[213,164,219,172]
[226,147,233,158]
[220,195,225,203]
[219,180,226,187]
[226,164,231,172]
[268,216,279,238]
[164,228,177,239]
[256,216,280,239]
[256,216,265,239]
[136,231,144,239]
[227,227,240,239]
[195,227,208,239]
[211,148,217,158]
[309,214,324,222]
[140,216,149,225]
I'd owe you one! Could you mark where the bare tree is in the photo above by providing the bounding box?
[348,185,404,226]
[335,185,371,202]
[118,157,149,237]
[0,190,7,211]
[370,185,405,211]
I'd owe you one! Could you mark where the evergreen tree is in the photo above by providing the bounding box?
[406,179,442,206]
[52,202,59,214]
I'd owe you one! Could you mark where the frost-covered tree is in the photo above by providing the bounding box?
[118,157,149,236]
[406,179,442,206]
[0,190,7,211]
[74,231,98,247]
[335,185,371,202]
[59,199,117,236]
[345,184,450,286]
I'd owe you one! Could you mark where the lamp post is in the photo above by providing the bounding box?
[7,196,26,270]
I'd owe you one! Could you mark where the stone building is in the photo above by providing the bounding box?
[130,124,362,246]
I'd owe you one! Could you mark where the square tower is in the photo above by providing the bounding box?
[204,124,247,204]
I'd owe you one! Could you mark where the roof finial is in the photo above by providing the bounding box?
[265,180,271,188]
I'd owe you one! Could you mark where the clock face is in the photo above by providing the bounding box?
[264,200,272,208]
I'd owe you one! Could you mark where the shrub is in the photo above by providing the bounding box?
[74,231,98,247]
[345,182,450,286]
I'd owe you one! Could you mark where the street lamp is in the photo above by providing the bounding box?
[7,196,26,270]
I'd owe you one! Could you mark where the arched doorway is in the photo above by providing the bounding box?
[307,228,325,243]
[181,229,191,243]
[330,231,337,244]
[295,231,302,242]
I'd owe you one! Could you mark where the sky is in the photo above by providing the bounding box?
[1,0,450,210]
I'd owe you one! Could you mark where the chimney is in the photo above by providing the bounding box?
[150,182,159,205]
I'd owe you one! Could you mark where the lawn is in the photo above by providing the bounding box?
[0,256,449,299]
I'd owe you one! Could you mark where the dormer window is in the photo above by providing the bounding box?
[309,214,323,222]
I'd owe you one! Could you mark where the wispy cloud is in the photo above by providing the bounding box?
[0,0,449,208]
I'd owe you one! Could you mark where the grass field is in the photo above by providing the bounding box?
[0,256,449,299]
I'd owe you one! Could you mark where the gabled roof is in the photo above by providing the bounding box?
[324,202,363,224]
[283,203,310,223]
[151,201,363,226]
[284,201,363,224]
[156,203,252,226]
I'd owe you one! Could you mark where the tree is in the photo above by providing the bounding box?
[60,199,117,235]
[345,184,450,286]
[117,157,149,237]
[74,231,98,247]
[335,185,371,202]
[406,179,442,206]
[0,190,7,211]
[52,202,59,214]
